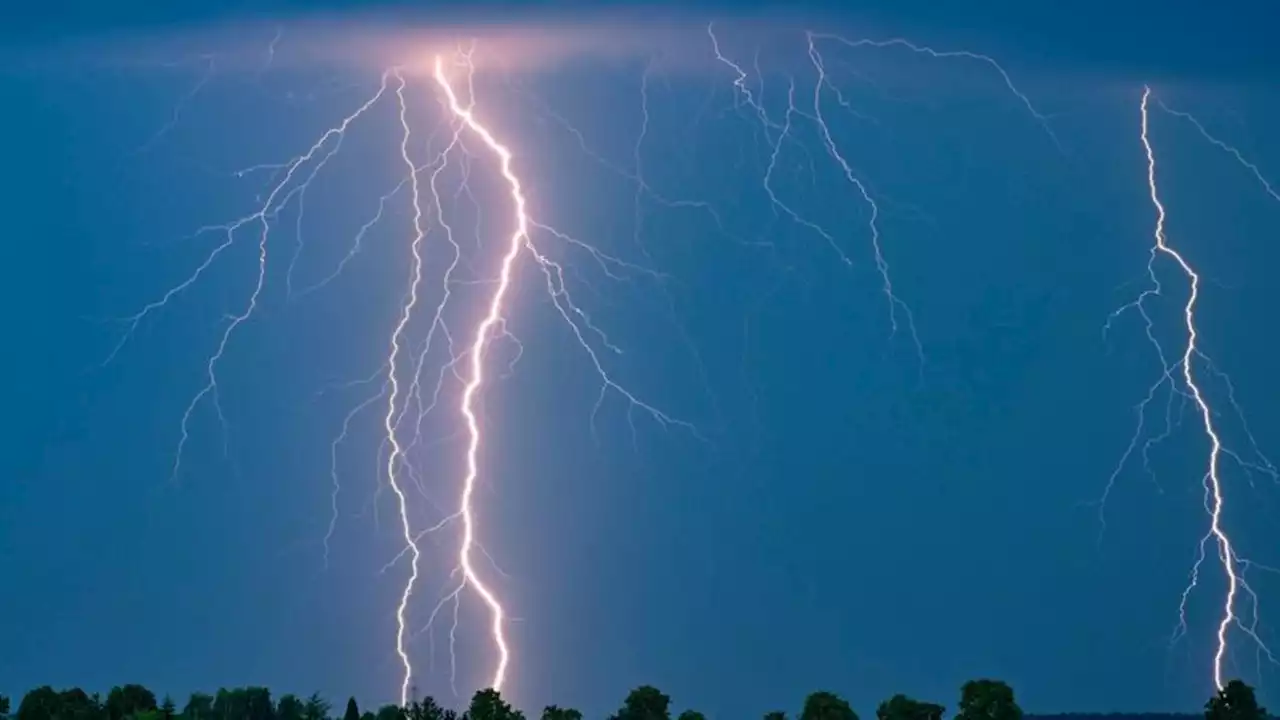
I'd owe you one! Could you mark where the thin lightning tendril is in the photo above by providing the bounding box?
[384,67,429,706]
[805,32,922,364]
[706,25,1057,371]
[107,76,392,483]
[805,33,1062,152]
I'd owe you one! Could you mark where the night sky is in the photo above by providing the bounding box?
[2,0,1279,717]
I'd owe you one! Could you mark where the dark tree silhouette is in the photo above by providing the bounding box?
[878,694,945,720]
[801,692,859,720]
[1206,680,1267,720]
[345,698,363,720]
[277,694,306,720]
[957,680,1023,720]
[407,697,447,720]
[183,693,213,720]
[6,673,1258,720]
[375,705,405,720]
[244,687,274,720]
[542,706,583,720]
[16,686,60,720]
[466,689,523,720]
[106,685,157,720]
[213,688,243,719]
[57,688,100,720]
[304,694,332,720]
[611,686,672,720]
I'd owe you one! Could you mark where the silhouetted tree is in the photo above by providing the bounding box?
[58,688,103,720]
[8,674,1202,720]
[16,686,60,720]
[184,693,214,720]
[956,680,1022,720]
[467,689,524,720]
[800,692,858,720]
[304,694,332,720]
[408,697,447,720]
[278,694,306,720]
[107,685,157,720]
[376,705,406,720]
[245,687,275,720]
[878,694,944,720]
[542,706,583,720]
[214,688,244,720]
[611,687,672,720]
[1206,680,1266,720]
[345,698,363,720]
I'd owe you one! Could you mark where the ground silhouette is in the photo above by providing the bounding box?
[1,678,1266,720]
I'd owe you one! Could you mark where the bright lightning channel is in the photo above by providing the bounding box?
[118,38,696,702]
[1105,86,1279,692]
[390,50,696,700]
[383,67,430,706]
[426,52,520,698]
[414,47,703,696]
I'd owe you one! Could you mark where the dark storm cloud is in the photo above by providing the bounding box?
[4,0,1277,82]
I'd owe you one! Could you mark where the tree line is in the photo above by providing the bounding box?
[0,677,1266,720]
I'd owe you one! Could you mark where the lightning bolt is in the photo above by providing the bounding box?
[407,49,701,697]
[382,66,431,706]
[115,21,1280,706]
[420,51,521,697]
[115,36,700,700]
[1103,86,1278,692]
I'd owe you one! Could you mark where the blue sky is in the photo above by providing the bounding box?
[2,0,1279,717]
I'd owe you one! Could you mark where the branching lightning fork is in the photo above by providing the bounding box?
[1102,86,1279,691]
[117,36,701,701]
[707,25,1058,372]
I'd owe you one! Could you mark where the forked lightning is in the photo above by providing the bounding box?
[105,21,1279,704]
[1103,86,1279,691]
